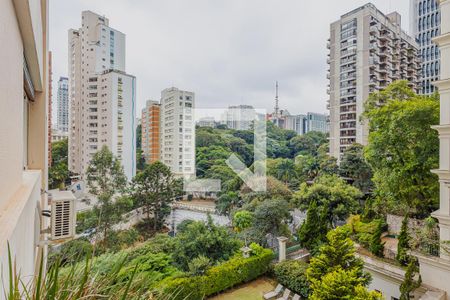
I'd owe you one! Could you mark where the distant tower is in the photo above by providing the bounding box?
[274,81,279,126]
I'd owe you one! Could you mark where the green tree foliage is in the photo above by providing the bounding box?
[294,175,361,226]
[364,81,439,217]
[397,215,411,265]
[161,245,273,300]
[216,191,241,215]
[339,143,373,193]
[369,220,385,257]
[251,199,291,246]
[233,210,254,232]
[306,227,371,287]
[130,161,181,231]
[309,268,382,300]
[86,146,128,242]
[274,260,310,298]
[289,131,327,157]
[188,255,211,275]
[298,201,328,251]
[49,138,70,189]
[399,258,422,300]
[173,216,241,271]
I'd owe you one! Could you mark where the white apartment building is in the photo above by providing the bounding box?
[0,0,49,294]
[160,87,195,178]
[57,76,69,132]
[328,3,421,161]
[411,0,441,94]
[197,117,216,128]
[284,114,306,135]
[68,11,136,180]
[222,105,256,130]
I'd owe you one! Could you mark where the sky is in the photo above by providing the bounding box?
[49,0,411,123]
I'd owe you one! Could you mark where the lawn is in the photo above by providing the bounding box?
[209,277,276,300]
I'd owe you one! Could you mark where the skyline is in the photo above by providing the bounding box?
[49,0,410,123]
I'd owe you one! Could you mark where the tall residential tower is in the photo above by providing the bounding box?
[327,4,421,161]
[68,11,136,180]
[160,87,195,178]
[141,100,160,163]
[57,77,69,132]
[410,0,441,94]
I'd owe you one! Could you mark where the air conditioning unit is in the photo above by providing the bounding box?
[50,191,76,241]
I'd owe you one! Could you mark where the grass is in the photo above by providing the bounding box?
[209,277,276,300]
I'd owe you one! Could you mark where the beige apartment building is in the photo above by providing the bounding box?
[327,3,421,161]
[0,0,49,293]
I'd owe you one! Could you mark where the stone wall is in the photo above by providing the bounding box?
[386,214,424,236]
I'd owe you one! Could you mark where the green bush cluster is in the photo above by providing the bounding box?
[159,245,273,300]
[273,260,310,298]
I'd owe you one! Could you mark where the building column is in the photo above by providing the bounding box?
[277,236,288,262]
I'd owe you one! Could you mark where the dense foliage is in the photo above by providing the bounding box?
[364,81,439,217]
[49,138,70,189]
[339,143,373,194]
[397,215,411,265]
[298,200,328,251]
[273,260,310,298]
[160,243,273,300]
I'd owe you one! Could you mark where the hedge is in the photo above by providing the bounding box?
[159,247,274,299]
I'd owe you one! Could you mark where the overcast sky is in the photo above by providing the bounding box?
[49,0,411,122]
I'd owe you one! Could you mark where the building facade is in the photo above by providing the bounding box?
[68,11,136,180]
[222,105,256,130]
[48,52,53,166]
[410,0,441,94]
[160,87,195,178]
[305,112,329,133]
[284,114,306,135]
[57,76,69,132]
[0,0,49,294]
[141,100,160,163]
[328,3,421,161]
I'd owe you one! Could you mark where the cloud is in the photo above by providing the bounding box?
[50,0,410,121]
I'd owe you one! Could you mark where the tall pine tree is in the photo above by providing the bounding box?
[369,220,385,257]
[298,201,328,251]
[397,215,410,265]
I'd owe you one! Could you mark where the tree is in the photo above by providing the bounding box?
[397,215,410,265]
[130,161,181,231]
[136,148,146,171]
[309,268,381,300]
[364,81,439,217]
[399,258,422,300]
[306,227,370,286]
[172,216,240,270]
[233,210,254,233]
[216,191,241,215]
[49,138,70,189]
[276,159,296,185]
[86,146,127,242]
[289,131,327,157]
[294,175,361,226]
[274,260,310,298]
[298,201,328,251]
[369,220,385,257]
[339,143,373,193]
[252,199,291,246]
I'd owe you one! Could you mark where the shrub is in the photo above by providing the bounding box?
[160,247,274,299]
[274,260,310,298]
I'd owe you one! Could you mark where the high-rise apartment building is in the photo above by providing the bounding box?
[305,112,329,133]
[141,100,160,163]
[327,3,421,161]
[160,87,195,178]
[57,77,69,132]
[48,52,53,165]
[284,114,306,135]
[1,0,49,291]
[410,0,441,94]
[68,11,136,180]
[222,105,256,130]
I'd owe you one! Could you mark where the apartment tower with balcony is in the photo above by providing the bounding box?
[57,76,69,132]
[327,3,421,161]
[410,0,441,94]
[141,100,160,163]
[68,11,136,180]
[160,87,195,178]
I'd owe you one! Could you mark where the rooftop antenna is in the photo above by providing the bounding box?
[274,81,279,126]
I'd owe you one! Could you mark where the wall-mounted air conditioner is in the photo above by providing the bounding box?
[49,190,76,241]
